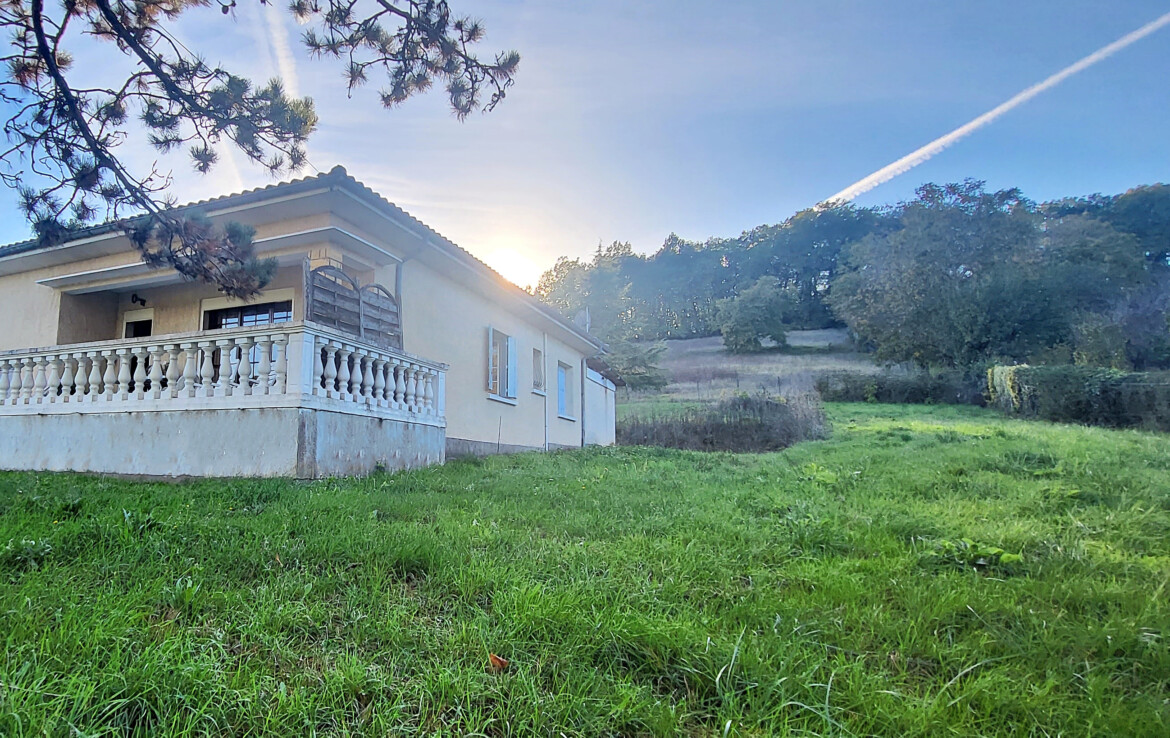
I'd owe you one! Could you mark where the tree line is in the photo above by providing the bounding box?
[535,180,1170,382]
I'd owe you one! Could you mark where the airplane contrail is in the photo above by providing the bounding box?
[822,11,1170,204]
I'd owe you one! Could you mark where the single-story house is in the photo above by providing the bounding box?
[0,166,620,477]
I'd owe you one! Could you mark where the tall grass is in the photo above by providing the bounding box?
[1,404,1168,735]
[617,393,828,451]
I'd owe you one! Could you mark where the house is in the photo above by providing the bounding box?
[0,166,620,478]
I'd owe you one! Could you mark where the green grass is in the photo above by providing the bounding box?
[1,404,1168,736]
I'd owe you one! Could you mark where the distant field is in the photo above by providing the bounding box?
[2,404,1168,735]
[638,329,880,403]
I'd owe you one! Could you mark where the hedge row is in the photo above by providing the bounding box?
[988,365,1170,431]
[814,371,985,406]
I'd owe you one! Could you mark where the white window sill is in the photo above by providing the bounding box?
[487,393,517,406]
[532,389,547,397]
[557,413,577,422]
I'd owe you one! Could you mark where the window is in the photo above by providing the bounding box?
[532,348,546,393]
[487,327,517,400]
[124,320,152,338]
[122,308,154,339]
[557,361,574,419]
[203,300,292,383]
[204,300,293,330]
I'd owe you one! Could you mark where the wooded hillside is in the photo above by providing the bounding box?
[536,180,1170,372]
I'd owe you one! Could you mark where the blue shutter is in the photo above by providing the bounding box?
[557,364,567,415]
[506,336,517,398]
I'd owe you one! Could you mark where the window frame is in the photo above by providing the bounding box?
[203,299,293,331]
[531,347,546,395]
[486,326,518,403]
[557,361,575,421]
[199,288,296,331]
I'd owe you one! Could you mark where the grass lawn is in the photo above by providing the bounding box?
[1,404,1168,736]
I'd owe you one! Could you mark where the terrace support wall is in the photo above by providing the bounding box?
[0,407,444,478]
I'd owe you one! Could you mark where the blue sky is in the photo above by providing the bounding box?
[3,1,1169,287]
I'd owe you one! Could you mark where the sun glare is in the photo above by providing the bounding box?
[482,247,546,291]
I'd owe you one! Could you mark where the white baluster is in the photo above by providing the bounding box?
[222,341,238,397]
[237,336,254,395]
[59,355,74,403]
[8,359,21,404]
[424,372,435,414]
[18,358,32,404]
[148,346,165,400]
[312,339,325,396]
[114,349,131,400]
[199,341,216,397]
[5,359,17,404]
[273,335,288,394]
[0,360,10,405]
[353,352,368,402]
[336,346,352,401]
[32,356,48,404]
[46,355,62,403]
[166,346,183,398]
[406,365,419,411]
[215,340,233,396]
[4,360,13,405]
[132,347,149,400]
[394,361,406,409]
[90,353,106,402]
[372,358,387,407]
[322,344,338,398]
[182,344,199,398]
[7,359,19,404]
[256,336,273,395]
[73,354,88,400]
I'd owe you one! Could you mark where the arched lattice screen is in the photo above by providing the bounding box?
[305,264,403,350]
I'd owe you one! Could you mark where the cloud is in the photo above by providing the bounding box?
[822,11,1170,204]
[263,3,301,99]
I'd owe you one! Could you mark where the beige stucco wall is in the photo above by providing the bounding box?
[0,269,62,351]
[584,374,617,446]
[112,265,306,337]
[544,334,586,448]
[57,293,118,344]
[0,250,142,351]
[395,259,577,449]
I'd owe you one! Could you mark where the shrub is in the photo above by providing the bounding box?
[814,370,984,406]
[988,364,1170,431]
[616,393,827,451]
[716,277,794,353]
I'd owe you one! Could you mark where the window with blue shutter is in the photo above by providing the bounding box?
[506,336,517,398]
[487,327,518,400]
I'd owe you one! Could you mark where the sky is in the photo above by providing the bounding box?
[2,1,1169,288]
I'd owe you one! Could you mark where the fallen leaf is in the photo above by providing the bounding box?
[488,653,509,673]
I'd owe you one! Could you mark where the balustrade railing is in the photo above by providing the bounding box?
[0,322,445,422]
